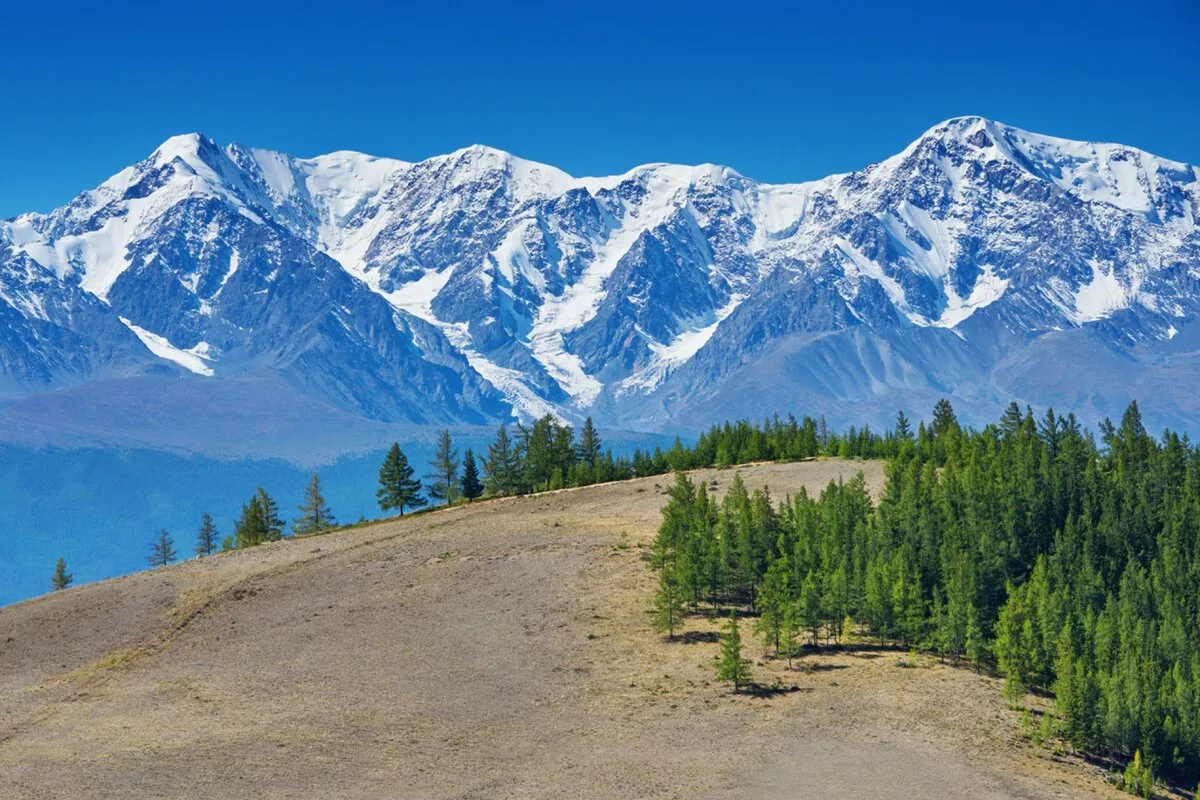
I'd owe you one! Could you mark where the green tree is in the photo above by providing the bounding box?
[257,487,285,541]
[235,494,267,548]
[194,512,218,557]
[578,417,602,482]
[715,614,752,692]
[377,442,425,515]
[650,565,687,639]
[460,449,484,501]
[148,529,177,567]
[294,472,336,534]
[483,424,522,496]
[50,557,72,591]
[427,429,459,506]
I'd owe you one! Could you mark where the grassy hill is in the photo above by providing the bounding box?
[0,461,1128,798]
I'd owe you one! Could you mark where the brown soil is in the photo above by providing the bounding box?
[0,460,1126,798]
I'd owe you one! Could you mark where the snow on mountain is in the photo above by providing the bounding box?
[0,117,1197,437]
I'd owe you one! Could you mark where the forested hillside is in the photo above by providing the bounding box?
[650,401,1200,793]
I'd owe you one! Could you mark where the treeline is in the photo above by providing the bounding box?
[44,405,953,589]
[650,400,1199,790]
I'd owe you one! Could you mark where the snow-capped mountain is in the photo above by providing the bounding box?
[1,116,1198,445]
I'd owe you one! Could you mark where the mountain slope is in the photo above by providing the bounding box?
[1,117,1197,442]
[0,462,1118,800]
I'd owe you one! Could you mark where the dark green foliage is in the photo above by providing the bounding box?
[294,473,336,535]
[51,557,72,591]
[257,487,285,541]
[715,614,751,691]
[194,512,218,557]
[483,424,522,496]
[234,487,284,548]
[148,529,177,567]
[645,399,1200,785]
[427,429,459,506]
[377,442,425,515]
[459,449,483,501]
[650,565,686,639]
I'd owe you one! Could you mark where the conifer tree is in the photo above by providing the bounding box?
[256,487,285,541]
[234,495,263,548]
[484,424,521,496]
[195,512,218,557]
[650,565,686,639]
[427,429,459,506]
[459,449,483,501]
[148,529,177,567]
[578,417,602,480]
[294,472,336,534]
[51,557,72,591]
[377,442,425,515]
[715,614,751,692]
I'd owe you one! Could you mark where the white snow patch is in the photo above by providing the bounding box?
[120,318,215,376]
[1073,261,1129,321]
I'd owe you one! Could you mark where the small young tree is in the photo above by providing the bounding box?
[294,472,336,535]
[195,512,218,557]
[377,442,425,515]
[715,614,752,692]
[460,449,483,501]
[148,529,177,567]
[650,565,686,639]
[51,557,72,591]
[427,428,459,506]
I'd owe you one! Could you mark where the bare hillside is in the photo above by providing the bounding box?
[0,460,1116,799]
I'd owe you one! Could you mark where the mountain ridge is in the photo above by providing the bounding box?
[1,116,1198,450]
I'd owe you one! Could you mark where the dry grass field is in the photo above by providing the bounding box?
[0,460,1131,798]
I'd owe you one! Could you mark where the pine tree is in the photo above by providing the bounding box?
[148,529,177,567]
[377,442,425,515]
[50,557,72,591]
[294,472,336,534]
[234,494,266,548]
[779,600,800,668]
[483,424,521,496]
[578,417,602,480]
[894,409,912,440]
[650,565,686,639]
[427,428,459,506]
[257,487,285,541]
[195,512,218,557]
[459,449,483,501]
[715,614,752,692]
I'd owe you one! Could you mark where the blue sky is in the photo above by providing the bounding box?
[1,0,1197,217]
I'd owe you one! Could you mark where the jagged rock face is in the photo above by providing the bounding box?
[0,117,1197,433]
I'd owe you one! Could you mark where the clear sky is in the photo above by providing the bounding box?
[2,0,1197,218]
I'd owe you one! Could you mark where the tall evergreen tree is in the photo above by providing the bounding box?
[294,473,336,534]
[578,417,602,473]
[50,557,72,591]
[148,529,177,567]
[459,449,483,501]
[484,424,521,496]
[427,429,460,506]
[256,487,285,541]
[195,512,218,557]
[377,442,425,515]
[234,494,265,548]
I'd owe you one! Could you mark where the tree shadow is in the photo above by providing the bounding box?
[795,661,848,673]
[739,683,811,698]
[678,630,720,644]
